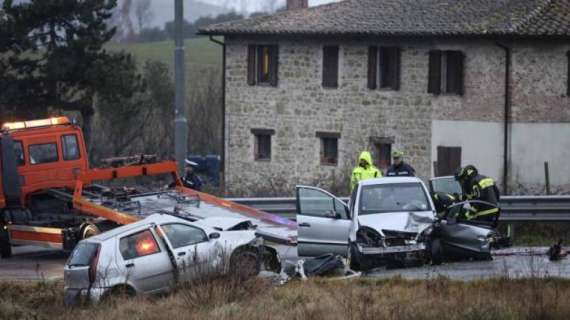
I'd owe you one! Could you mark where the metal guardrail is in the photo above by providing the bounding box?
[228,196,570,222]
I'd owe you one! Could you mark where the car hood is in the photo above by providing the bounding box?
[194,217,251,231]
[357,211,435,235]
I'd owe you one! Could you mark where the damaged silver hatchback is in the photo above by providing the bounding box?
[64,214,269,305]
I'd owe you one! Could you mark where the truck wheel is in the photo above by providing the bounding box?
[0,228,12,258]
[429,239,444,265]
[81,224,101,240]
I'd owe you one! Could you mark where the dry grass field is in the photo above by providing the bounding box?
[2,276,570,320]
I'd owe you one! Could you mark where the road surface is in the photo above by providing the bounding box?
[0,246,568,281]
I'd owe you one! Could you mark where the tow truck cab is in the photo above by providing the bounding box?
[0,117,89,206]
[0,117,90,255]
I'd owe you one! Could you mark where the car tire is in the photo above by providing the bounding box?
[81,224,100,240]
[0,228,11,259]
[230,248,261,279]
[101,285,136,304]
[429,238,444,265]
[348,242,372,272]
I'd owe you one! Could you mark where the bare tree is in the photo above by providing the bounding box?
[134,0,153,32]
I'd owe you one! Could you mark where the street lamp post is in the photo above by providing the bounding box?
[174,0,188,175]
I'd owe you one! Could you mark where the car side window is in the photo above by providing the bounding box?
[299,188,344,218]
[349,187,357,213]
[161,223,208,249]
[119,229,160,260]
[61,134,80,161]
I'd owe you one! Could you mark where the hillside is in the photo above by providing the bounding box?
[107,37,222,69]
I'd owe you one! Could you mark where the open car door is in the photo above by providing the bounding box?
[436,200,498,259]
[295,186,351,257]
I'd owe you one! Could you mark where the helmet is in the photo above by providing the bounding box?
[392,150,404,158]
[454,165,478,181]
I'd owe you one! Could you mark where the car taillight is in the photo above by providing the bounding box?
[88,244,101,284]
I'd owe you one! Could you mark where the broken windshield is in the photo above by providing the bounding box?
[359,183,431,214]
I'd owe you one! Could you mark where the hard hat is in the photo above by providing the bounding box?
[392,150,404,158]
[454,165,478,181]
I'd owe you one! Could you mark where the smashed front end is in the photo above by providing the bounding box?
[355,227,428,268]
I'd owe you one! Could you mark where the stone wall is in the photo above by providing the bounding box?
[223,36,570,196]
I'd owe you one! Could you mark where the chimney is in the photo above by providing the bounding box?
[287,0,308,10]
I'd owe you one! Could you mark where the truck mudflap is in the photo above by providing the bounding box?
[357,243,426,255]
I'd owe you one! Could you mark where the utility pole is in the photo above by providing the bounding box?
[174,0,188,175]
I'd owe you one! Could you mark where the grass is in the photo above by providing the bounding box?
[106,37,222,70]
[3,277,570,320]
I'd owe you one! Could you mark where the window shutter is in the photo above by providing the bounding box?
[428,50,442,94]
[457,51,464,96]
[391,47,401,91]
[446,51,464,96]
[322,46,339,88]
[379,47,388,88]
[567,51,570,96]
[367,46,378,89]
[270,45,279,87]
[247,45,256,85]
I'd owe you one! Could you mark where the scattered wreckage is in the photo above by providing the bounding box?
[64,214,273,305]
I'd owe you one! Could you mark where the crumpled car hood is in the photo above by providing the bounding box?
[358,211,435,235]
[194,217,251,231]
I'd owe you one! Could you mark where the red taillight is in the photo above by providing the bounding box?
[88,244,101,284]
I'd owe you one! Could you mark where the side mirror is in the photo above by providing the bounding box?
[324,211,341,219]
[209,232,220,240]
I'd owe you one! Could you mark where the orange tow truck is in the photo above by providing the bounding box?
[0,117,296,258]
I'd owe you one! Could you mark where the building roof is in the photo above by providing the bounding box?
[199,0,570,38]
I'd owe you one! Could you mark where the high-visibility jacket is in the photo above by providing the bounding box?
[351,151,382,191]
[462,174,500,221]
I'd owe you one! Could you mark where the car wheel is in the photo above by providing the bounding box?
[101,285,136,304]
[348,242,373,272]
[429,238,444,265]
[230,248,260,279]
[0,228,11,259]
[82,224,100,240]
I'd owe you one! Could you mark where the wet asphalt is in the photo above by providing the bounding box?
[0,246,568,281]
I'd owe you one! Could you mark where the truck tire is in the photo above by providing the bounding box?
[0,228,12,258]
[81,224,101,240]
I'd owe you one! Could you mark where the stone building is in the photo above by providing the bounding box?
[200,0,570,196]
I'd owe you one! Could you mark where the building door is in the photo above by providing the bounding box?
[436,146,461,176]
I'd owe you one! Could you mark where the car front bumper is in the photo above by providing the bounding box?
[357,243,426,255]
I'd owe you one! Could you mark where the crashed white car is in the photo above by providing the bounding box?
[296,177,436,271]
[64,214,269,305]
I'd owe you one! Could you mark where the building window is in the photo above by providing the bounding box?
[251,128,275,161]
[428,50,464,95]
[247,44,278,86]
[322,45,339,88]
[368,46,401,90]
[436,146,462,177]
[316,132,340,165]
[370,137,394,171]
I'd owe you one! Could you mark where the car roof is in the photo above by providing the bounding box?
[359,176,424,186]
[85,214,202,242]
